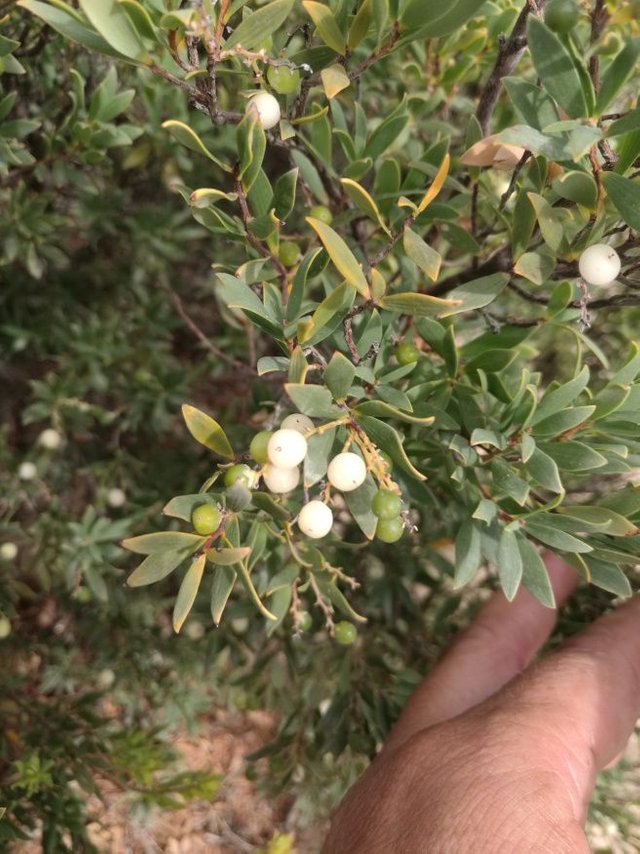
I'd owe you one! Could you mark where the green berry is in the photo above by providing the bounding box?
[544,0,580,33]
[191,503,221,535]
[250,430,272,464]
[395,342,420,366]
[376,516,404,543]
[224,464,254,489]
[297,611,312,632]
[309,204,333,225]
[335,621,357,645]
[371,489,402,520]
[279,241,301,266]
[267,64,301,95]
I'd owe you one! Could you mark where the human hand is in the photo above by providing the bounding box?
[324,554,640,853]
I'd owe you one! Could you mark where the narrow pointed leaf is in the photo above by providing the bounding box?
[182,404,234,458]
[173,554,206,633]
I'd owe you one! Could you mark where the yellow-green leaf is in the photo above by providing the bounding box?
[206,546,251,566]
[173,554,206,633]
[226,0,295,50]
[78,0,145,59]
[321,64,351,99]
[379,291,459,317]
[302,1,346,54]
[161,120,231,172]
[403,228,441,281]
[127,550,187,587]
[347,0,371,49]
[306,217,370,298]
[417,152,450,213]
[210,565,236,626]
[298,281,357,345]
[341,178,391,236]
[182,404,234,458]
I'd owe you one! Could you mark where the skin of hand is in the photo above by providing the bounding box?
[324,554,640,853]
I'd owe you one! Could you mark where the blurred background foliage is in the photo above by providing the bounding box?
[1,0,640,848]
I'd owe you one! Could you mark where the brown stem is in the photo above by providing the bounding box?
[475,0,546,135]
[588,0,609,88]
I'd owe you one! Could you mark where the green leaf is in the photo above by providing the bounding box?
[251,491,292,523]
[273,167,298,221]
[526,17,588,119]
[127,550,187,587]
[304,428,336,487]
[525,518,592,553]
[379,291,459,318]
[532,406,596,439]
[344,474,378,540]
[299,281,356,346]
[181,404,234,458]
[173,554,206,633]
[210,565,236,626]
[526,192,570,253]
[503,77,559,131]
[601,172,640,231]
[595,39,640,115]
[284,383,343,418]
[78,0,144,59]
[226,0,295,49]
[18,0,125,58]
[400,0,486,40]
[582,558,632,598]
[526,447,563,494]
[286,247,327,323]
[551,171,598,210]
[348,0,372,49]
[403,228,441,282]
[353,401,434,425]
[163,494,220,522]
[513,250,555,285]
[207,547,251,566]
[557,506,637,537]
[355,414,426,480]
[532,366,589,423]
[161,120,231,172]
[306,217,370,298]
[497,528,522,601]
[518,537,556,608]
[538,441,607,472]
[122,531,205,554]
[118,0,159,42]
[302,1,346,54]
[236,113,266,193]
[439,273,510,317]
[324,352,356,400]
[341,178,390,235]
[454,520,481,587]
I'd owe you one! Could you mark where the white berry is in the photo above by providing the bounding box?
[327,452,367,492]
[38,428,62,450]
[18,461,37,481]
[578,244,621,286]
[246,91,281,130]
[262,464,300,494]
[107,488,127,508]
[298,500,334,539]
[0,617,11,639]
[0,542,18,561]
[267,429,307,468]
[281,413,314,434]
[97,668,115,688]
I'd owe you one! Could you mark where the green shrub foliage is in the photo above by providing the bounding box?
[3,0,640,843]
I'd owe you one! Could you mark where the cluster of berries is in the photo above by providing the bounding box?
[190,413,406,545]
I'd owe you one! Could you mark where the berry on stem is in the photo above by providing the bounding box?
[249,431,272,464]
[224,464,255,489]
[262,464,300,494]
[544,0,580,33]
[578,244,621,286]
[267,64,301,95]
[191,503,221,535]
[38,428,62,450]
[327,452,367,492]
[297,500,333,539]
[1,542,18,561]
[281,413,314,434]
[395,342,420,366]
[278,241,301,266]
[371,489,402,520]
[297,611,313,632]
[376,516,404,543]
[245,91,281,130]
[334,621,357,645]
[267,429,307,468]
[309,205,333,225]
